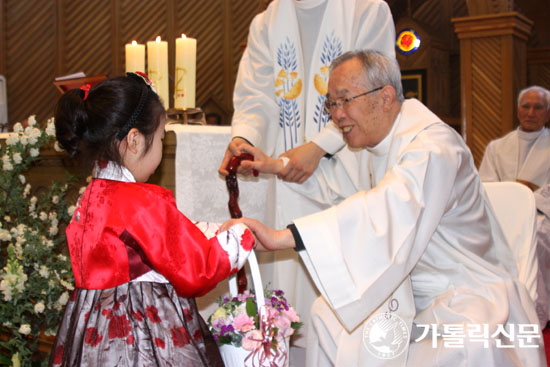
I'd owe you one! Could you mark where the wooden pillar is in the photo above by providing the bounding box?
[453,12,532,166]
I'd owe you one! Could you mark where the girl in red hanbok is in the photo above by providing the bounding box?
[49,73,254,366]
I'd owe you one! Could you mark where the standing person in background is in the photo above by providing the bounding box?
[218,0,396,346]
[50,73,254,366]
[479,85,550,191]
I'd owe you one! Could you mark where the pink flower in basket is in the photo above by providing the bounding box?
[208,289,303,354]
[242,329,263,351]
[234,313,255,333]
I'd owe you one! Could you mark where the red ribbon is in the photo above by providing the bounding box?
[80,83,91,101]
[243,313,289,367]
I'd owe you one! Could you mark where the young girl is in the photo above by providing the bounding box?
[49,73,254,366]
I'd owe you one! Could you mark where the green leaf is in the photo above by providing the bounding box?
[245,297,257,317]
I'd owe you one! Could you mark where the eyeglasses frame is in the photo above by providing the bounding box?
[324,86,383,115]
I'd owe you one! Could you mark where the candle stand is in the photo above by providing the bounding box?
[167,107,205,125]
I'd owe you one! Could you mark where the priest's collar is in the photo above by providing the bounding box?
[294,0,326,10]
[518,126,545,141]
[366,111,402,156]
[93,161,136,183]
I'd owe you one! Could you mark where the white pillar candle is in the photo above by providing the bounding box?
[175,34,196,109]
[147,36,169,109]
[125,40,145,74]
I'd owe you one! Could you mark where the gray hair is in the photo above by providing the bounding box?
[330,50,404,102]
[517,85,550,110]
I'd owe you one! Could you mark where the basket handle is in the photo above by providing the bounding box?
[228,250,265,309]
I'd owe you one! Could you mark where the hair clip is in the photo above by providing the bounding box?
[80,84,91,101]
[127,72,153,87]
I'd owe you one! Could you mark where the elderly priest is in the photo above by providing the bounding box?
[221,50,545,366]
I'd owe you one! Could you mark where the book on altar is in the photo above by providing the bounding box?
[53,72,108,94]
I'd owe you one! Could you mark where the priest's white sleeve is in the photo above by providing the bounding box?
[478,141,500,182]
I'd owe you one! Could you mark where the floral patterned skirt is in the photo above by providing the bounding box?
[49,281,223,366]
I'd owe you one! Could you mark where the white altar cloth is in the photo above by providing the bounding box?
[166,124,269,317]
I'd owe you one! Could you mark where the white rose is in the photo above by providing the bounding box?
[54,141,64,152]
[39,266,49,278]
[46,121,56,136]
[18,175,25,184]
[23,184,31,198]
[34,302,45,314]
[0,280,13,301]
[0,229,11,242]
[67,206,76,216]
[19,136,28,146]
[28,115,37,126]
[39,212,48,221]
[79,186,87,194]
[3,216,10,222]
[6,133,18,146]
[12,153,22,164]
[18,324,31,335]
[59,291,70,306]
[45,240,54,248]
[51,195,59,204]
[30,148,39,157]
[3,161,13,171]
[13,122,23,133]
[49,226,58,236]
[30,197,37,205]
[60,278,74,291]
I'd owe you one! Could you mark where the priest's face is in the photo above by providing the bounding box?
[327,58,393,149]
[517,90,550,132]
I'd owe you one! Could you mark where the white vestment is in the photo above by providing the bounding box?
[290,99,545,366]
[478,127,550,188]
[231,0,396,346]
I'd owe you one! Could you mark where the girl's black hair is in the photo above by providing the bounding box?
[54,73,165,170]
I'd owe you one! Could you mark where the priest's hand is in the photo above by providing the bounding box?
[239,145,284,174]
[278,141,325,183]
[219,217,295,252]
[219,137,251,176]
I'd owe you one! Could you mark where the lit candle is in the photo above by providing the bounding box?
[125,40,145,74]
[147,36,169,109]
[175,33,197,109]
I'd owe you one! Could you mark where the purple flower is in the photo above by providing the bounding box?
[220,324,235,337]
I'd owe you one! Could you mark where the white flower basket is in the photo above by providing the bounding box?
[222,251,290,367]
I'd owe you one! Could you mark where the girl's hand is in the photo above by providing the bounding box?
[219,217,295,251]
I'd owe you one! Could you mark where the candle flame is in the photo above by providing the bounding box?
[131,40,137,46]
[156,36,161,43]
[181,34,187,39]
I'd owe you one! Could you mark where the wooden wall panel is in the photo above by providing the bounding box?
[176,0,224,111]
[470,37,503,162]
[62,0,112,77]
[6,0,57,123]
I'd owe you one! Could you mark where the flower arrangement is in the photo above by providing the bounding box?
[0,116,78,367]
[208,288,302,366]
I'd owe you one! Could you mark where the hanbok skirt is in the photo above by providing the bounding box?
[49,281,223,366]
